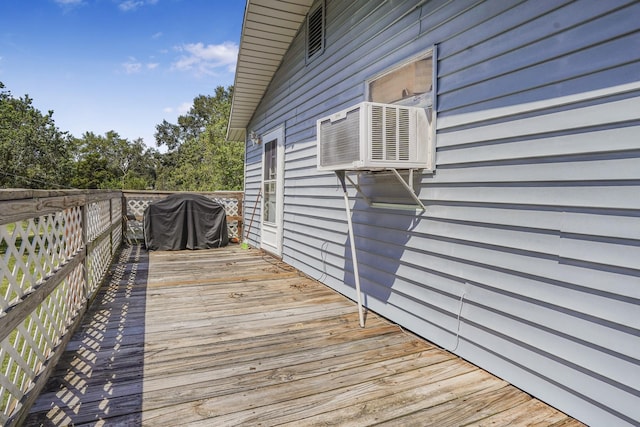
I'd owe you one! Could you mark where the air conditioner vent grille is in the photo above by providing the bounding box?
[319,109,360,168]
[384,106,397,161]
[399,108,410,160]
[370,105,413,162]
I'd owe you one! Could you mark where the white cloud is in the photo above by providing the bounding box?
[152,32,163,39]
[118,0,158,12]
[178,102,192,114]
[54,0,84,10]
[122,59,142,74]
[162,102,190,115]
[121,57,158,74]
[172,42,238,76]
[118,1,144,12]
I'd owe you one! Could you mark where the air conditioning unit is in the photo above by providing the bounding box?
[317,101,432,171]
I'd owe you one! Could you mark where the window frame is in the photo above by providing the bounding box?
[365,47,437,111]
[262,138,278,225]
[363,46,439,182]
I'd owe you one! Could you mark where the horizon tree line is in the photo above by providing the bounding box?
[0,81,243,192]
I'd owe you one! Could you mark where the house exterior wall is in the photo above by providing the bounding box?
[242,1,640,425]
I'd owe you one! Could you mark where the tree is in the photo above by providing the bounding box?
[71,131,156,189]
[0,80,240,191]
[154,86,243,191]
[155,87,233,151]
[205,127,244,191]
[0,82,73,188]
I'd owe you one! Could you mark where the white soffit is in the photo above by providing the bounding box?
[227,0,314,141]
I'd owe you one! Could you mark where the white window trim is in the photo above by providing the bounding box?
[365,45,438,170]
[259,125,285,256]
[365,46,437,110]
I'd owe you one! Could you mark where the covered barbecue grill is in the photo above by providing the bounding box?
[143,193,229,251]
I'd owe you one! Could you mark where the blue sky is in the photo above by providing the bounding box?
[0,0,245,149]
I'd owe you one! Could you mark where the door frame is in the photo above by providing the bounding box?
[260,125,285,256]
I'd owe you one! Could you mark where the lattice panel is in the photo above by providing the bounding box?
[86,200,111,243]
[124,198,148,243]
[111,198,122,223]
[63,207,84,259]
[0,207,83,314]
[227,221,239,240]
[111,198,123,249]
[0,192,124,423]
[0,263,84,421]
[86,236,112,298]
[127,198,154,219]
[112,225,122,249]
[125,220,144,243]
[51,263,85,331]
[211,197,240,217]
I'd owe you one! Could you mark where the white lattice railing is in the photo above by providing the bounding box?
[0,189,122,426]
[122,190,244,242]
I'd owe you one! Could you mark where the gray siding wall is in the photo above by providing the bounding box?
[242,1,640,425]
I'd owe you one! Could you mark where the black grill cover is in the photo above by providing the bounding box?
[143,194,229,251]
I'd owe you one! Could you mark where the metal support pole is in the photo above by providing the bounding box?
[336,171,365,328]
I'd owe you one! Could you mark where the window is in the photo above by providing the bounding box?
[367,49,435,109]
[263,139,277,224]
[306,1,324,62]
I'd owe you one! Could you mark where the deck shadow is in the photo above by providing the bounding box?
[22,244,584,425]
[24,244,149,425]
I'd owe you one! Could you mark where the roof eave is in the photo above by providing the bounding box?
[226,0,314,141]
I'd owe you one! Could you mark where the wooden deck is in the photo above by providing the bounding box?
[25,244,584,426]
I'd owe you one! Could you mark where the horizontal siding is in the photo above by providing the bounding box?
[438,96,640,147]
[242,154,262,245]
[242,1,640,426]
[436,0,640,113]
[438,125,640,164]
[439,2,639,82]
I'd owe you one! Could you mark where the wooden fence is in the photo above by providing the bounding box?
[0,189,244,424]
[0,189,122,425]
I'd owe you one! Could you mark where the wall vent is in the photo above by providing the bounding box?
[306,2,324,61]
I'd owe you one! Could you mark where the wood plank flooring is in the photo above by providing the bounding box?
[25,244,584,426]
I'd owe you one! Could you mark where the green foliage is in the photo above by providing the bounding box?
[0,82,74,188]
[155,85,243,191]
[0,81,243,191]
[71,131,156,189]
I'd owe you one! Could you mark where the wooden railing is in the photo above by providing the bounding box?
[122,190,244,243]
[0,189,122,425]
[0,189,244,424]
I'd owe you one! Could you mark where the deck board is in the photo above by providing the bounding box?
[25,244,583,426]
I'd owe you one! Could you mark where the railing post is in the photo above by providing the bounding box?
[122,193,127,244]
[109,198,113,256]
[81,195,90,300]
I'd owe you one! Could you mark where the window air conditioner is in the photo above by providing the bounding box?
[316,101,432,171]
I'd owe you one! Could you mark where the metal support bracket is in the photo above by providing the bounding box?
[388,168,426,211]
[345,168,426,212]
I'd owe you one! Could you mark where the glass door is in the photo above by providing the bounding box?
[260,126,284,255]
